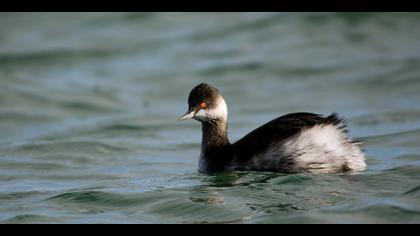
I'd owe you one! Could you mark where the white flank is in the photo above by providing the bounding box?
[281,123,367,173]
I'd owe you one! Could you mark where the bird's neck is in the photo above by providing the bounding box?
[201,120,230,150]
[199,119,231,173]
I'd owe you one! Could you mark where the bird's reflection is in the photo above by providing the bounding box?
[185,171,347,215]
[187,171,284,206]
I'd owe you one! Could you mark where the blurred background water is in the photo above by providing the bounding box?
[1,12,420,223]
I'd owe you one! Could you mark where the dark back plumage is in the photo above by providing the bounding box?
[231,112,346,164]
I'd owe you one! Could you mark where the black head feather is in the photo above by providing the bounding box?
[187,83,221,110]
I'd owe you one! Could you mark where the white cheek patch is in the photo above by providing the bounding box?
[206,97,228,120]
[194,109,207,120]
[213,97,228,120]
[194,97,228,121]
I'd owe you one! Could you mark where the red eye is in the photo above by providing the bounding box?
[200,102,206,109]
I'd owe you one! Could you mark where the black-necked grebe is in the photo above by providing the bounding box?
[179,83,366,174]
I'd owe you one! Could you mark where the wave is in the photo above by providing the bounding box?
[47,191,141,207]
[0,49,121,66]
[1,141,127,157]
[1,214,57,224]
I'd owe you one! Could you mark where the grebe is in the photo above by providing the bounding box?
[179,83,366,174]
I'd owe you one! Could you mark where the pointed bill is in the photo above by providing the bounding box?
[178,110,195,121]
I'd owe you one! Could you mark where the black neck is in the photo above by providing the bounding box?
[199,119,231,173]
[201,120,229,158]
[201,119,230,152]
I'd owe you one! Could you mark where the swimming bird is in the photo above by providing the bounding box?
[179,83,366,174]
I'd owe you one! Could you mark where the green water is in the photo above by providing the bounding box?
[1,12,420,223]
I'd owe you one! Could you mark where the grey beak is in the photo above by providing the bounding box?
[178,110,195,121]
